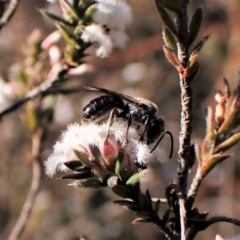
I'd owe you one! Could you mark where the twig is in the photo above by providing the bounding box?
[187,216,240,240]
[177,0,191,195]
[0,66,69,119]
[176,1,191,239]
[8,130,42,240]
[0,0,19,30]
[153,216,177,240]
[187,170,202,205]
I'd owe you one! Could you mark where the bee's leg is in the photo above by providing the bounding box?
[124,113,132,144]
[150,130,174,159]
[105,108,119,142]
[139,115,149,142]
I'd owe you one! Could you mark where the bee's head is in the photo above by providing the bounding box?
[146,117,165,143]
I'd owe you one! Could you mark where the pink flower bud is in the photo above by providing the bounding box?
[41,30,61,50]
[101,139,121,165]
[49,45,61,66]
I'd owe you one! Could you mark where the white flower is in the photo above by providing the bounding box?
[45,121,157,177]
[94,0,132,31]
[81,23,113,58]
[94,0,117,5]
[109,29,129,48]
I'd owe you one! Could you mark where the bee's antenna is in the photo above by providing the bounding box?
[150,130,174,159]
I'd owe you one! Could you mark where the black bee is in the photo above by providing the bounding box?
[81,86,173,159]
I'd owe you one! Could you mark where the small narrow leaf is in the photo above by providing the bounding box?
[112,185,131,198]
[201,154,231,177]
[162,28,177,53]
[132,217,152,224]
[162,209,171,225]
[114,200,135,206]
[58,23,79,47]
[61,171,92,179]
[114,200,141,211]
[195,143,202,167]
[213,133,240,154]
[192,35,209,54]
[155,4,178,36]
[145,189,152,209]
[73,149,91,167]
[154,200,161,215]
[183,52,199,80]
[63,0,80,19]
[115,150,124,175]
[126,169,150,185]
[218,107,238,135]
[202,107,216,157]
[40,10,73,26]
[70,178,104,188]
[64,160,83,170]
[155,0,180,13]
[188,7,203,46]
[223,77,231,98]
[106,175,119,188]
[163,45,182,69]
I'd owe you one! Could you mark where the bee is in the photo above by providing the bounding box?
[81,86,173,161]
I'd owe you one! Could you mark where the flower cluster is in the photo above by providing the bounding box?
[45,121,161,188]
[81,0,132,57]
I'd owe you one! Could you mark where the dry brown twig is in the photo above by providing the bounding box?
[8,129,43,240]
[0,0,19,30]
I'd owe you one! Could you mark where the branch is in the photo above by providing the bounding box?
[187,170,202,205]
[0,0,19,30]
[177,0,191,195]
[0,66,69,119]
[153,216,177,240]
[176,1,191,239]
[187,216,240,240]
[8,130,42,240]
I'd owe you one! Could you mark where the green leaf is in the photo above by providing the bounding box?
[106,175,119,188]
[57,23,79,47]
[126,169,150,185]
[201,153,231,177]
[155,0,180,13]
[61,170,92,179]
[195,143,202,167]
[145,189,152,209]
[202,107,216,157]
[154,200,161,215]
[184,52,199,80]
[214,133,240,154]
[188,7,203,46]
[70,178,104,188]
[115,150,124,175]
[155,3,178,36]
[63,0,80,19]
[114,200,141,212]
[162,28,177,53]
[132,217,152,224]
[63,160,82,171]
[192,35,209,53]
[162,209,171,225]
[112,185,131,198]
[40,10,73,26]
[73,149,91,167]
[223,77,231,98]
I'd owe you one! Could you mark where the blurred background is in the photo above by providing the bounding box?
[0,0,240,239]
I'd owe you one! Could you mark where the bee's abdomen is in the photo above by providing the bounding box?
[81,95,124,122]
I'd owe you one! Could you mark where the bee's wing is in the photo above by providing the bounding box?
[84,86,138,104]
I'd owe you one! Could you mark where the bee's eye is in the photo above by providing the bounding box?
[139,103,148,110]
